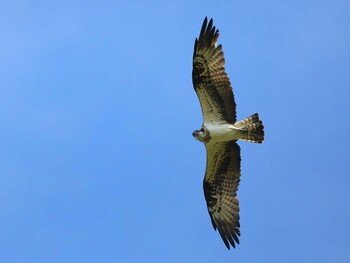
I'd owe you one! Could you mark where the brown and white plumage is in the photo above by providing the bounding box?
[204,141,241,249]
[192,17,264,250]
[192,17,236,124]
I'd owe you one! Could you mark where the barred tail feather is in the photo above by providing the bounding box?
[234,113,264,143]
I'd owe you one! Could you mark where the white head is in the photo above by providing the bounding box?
[192,127,210,143]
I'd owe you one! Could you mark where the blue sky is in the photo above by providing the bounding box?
[1,0,350,262]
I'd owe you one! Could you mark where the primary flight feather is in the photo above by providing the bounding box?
[192,17,264,250]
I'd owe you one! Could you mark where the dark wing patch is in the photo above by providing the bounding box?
[192,17,236,124]
[203,141,241,249]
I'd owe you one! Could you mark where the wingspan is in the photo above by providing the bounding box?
[192,17,236,124]
[203,141,241,249]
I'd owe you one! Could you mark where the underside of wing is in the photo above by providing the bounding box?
[192,17,236,124]
[203,140,241,249]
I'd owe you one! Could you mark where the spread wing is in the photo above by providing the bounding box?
[192,17,236,124]
[203,140,241,249]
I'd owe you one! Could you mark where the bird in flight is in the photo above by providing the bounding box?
[192,17,265,250]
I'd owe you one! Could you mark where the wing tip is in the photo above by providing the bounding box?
[212,219,240,250]
[196,17,219,51]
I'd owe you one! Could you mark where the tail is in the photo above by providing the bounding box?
[234,113,264,143]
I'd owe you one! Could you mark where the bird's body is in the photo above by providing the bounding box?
[192,17,264,250]
[193,123,247,143]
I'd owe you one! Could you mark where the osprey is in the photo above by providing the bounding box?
[192,17,264,250]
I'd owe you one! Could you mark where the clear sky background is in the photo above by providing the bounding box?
[1,0,350,262]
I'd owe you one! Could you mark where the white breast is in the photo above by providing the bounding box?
[205,123,242,142]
